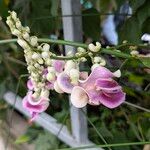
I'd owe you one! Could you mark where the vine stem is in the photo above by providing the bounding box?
[56,141,150,150]
[0,38,144,60]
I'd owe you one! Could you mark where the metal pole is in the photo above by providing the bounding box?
[61,0,88,143]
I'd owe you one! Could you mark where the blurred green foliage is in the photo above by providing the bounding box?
[0,0,150,150]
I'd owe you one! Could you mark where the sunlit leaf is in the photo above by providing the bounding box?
[15,135,30,144]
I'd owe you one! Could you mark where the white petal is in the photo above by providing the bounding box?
[71,86,88,108]
[113,70,121,78]
[54,81,64,93]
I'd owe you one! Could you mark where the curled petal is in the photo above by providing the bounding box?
[113,70,121,78]
[57,72,74,93]
[98,90,125,108]
[27,79,34,90]
[71,86,88,108]
[45,81,54,90]
[22,95,49,113]
[80,66,114,85]
[27,91,49,106]
[95,78,121,92]
[52,60,65,73]
[54,81,64,93]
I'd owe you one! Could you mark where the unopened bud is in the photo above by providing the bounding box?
[42,44,50,51]
[30,36,38,47]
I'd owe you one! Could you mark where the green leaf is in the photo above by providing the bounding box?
[99,123,113,139]
[142,17,150,33]
[118,17,141,44]
[129,0,146,12]
[138,57,150,68]
[82,8,100,40]
[15,135,30,144]
[136,0,150,26]
[51,0,59,16]
[0,0,8,17]
[33,132,58,150]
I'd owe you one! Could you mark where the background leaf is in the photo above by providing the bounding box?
[82,8,100,40]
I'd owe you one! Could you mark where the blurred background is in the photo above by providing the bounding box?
[0,0,150,150]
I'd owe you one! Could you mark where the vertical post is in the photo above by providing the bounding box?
[61,0,88,143]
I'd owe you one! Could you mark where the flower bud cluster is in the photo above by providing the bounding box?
[6,11,53,100]
[91,56,106,70]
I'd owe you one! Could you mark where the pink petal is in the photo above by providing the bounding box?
[45,81,54,90]
[79,72,88,80]
[57,72,74,93]
[29,112,38,122]
[52,60,65,73]
[80,66,114,86]
[71,86,88,108]
[27,79,34,90]
[95,78,121,92]
[42,68,48,75]
[23,95,49,113]
[98,90,125,108]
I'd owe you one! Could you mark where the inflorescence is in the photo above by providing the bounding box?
[6,11,126,121]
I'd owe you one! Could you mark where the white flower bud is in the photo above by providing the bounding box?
[41,89,49,98]
[17,39,29,49]
[42,43,50,51]
[37,58,44,64]
[77,47,86,53]
[130,50,139,56]
[31,72,39,78]
[88,42,101,52]
[32,52,40,59]
[34,63,40,68]
[99,59,106,66]
[24,26,30,33]
[11,11,17,20]
[69,69,79,85]
[80,57,87,62]
[45,59,52,65]
[6,20,12,27]
[42,51,49,59]
[95,42,101,49]
[12,29,21,36]
[16,21,22,29]
[27,65,35,71]
[67,51,73,56]
[65,60,76,72]
[69,69,79,79]
[30,36,38,47]
[94,56,102,63]
[23,32,29,40]
[48,67,55,73]
[46,72,55,81]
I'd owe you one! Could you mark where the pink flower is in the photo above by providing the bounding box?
[57,71,88,93]
[22,91,49,121]
[27,79,34,90]
[52,60,65,73]
[70,66,125,108]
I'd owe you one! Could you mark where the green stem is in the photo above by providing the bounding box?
[56,141,150,150]
[0,38,88,48]
[114,43,150,50]
[0,38,143,60]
